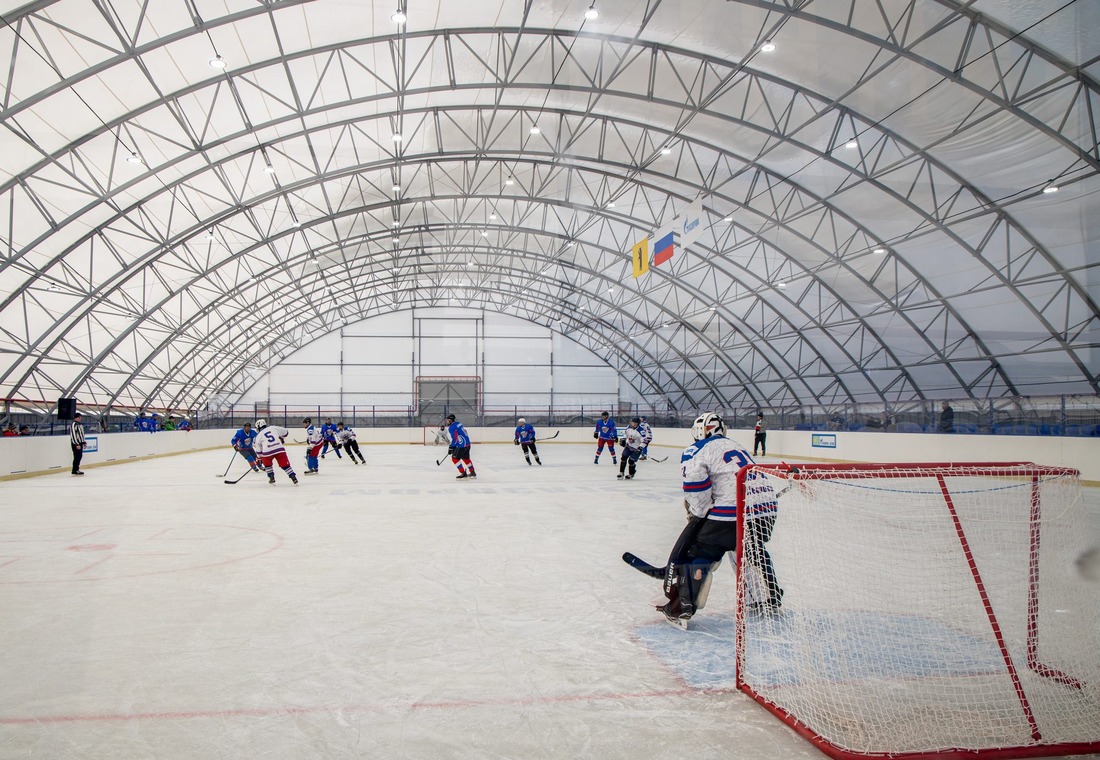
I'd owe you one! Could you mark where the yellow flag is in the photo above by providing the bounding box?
[631,237,650,278]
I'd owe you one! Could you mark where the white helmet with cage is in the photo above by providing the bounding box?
[255,418,268,430]
[517,417,526,425]
[691,412,726,441]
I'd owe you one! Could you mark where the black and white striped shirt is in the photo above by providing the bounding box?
[70,420,85,447]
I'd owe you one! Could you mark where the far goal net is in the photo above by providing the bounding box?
[734,462,1100,760]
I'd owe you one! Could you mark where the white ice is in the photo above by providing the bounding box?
[1,441,1097,760]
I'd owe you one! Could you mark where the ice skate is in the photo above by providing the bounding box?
[617,473,624,480]
[456,472,469,479]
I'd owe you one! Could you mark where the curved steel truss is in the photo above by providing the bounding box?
[0,0,1096,412]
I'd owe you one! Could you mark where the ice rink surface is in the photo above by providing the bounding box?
[1,441,1097,760]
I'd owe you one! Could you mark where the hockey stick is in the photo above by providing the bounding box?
[648,454,669,463]
[622,552,666,579]
[216,451,237,478]
[224,468,257,484]
[436,453,451,466]
[534,430,559,442]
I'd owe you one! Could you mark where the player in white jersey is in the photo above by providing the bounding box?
[638,416,653,460]
[254,419,299,485]
[616,417,645,480]
[335,422,365,464]
[657,412,781,627]
[302,417,323,474]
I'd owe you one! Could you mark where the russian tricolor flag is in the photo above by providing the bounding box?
[653,228,675,266]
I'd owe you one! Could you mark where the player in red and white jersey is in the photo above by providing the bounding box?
[254,419,298,485]
[303,417,323,475]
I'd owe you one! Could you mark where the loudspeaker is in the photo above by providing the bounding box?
[57,397,77,420]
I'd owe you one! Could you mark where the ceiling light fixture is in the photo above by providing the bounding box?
[392,237,400,243]
[264,164,276,174]
[760,41,776,53]
[584,4,599,20]
[126,152,143,165]
[391,9,407,24]
[392,220,401,227]
[209,55,227,69]
[777,282,787,288]
[392,184,401,191]
[391,132,403,142]
[723,216,732,222]
[489,214,496,219]
[1042,185,1059,194]
[873,247,886,254]
[529,125,541,135]
[844,140,859,149]
[661,146,672,155]
[506,178,515,186]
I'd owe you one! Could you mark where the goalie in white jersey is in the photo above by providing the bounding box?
[658,412,782,627]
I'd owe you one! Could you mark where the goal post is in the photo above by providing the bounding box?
[734,462,1100,760]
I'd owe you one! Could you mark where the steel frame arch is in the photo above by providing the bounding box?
[2,105,1012,403]
[0,21,1082,400]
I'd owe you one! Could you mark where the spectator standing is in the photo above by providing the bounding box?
[753,412,767,457]
[70,412,86,476]
[938,401,955,433]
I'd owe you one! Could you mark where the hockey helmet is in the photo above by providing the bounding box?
[302,417,311,424]
[517,417,526,425]
[631,417,641,425]
[691,412,725,441]
[255,418,267,430]
[445,413,456,422]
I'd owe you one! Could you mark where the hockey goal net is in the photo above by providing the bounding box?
[734,462,1100,760]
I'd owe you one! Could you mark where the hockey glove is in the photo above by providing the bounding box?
[619,438,627,447]
[514,440,519,445]
[447,446,455,456]
[593,432,599,439]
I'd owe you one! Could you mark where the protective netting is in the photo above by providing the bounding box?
[735,463,1100,759]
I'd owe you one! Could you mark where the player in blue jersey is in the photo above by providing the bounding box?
[593,411,617,464]
[320,417,342,459]
[445,413,476,479]
[230,421,262,473]
[513,417,542,465]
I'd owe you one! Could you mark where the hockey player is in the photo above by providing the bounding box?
[617,417,645,480]
[230,422,262,473]
[593,411,617,465]
[303,417,323,474]
[445,413,476,479]
[639,416,653,460]
[658,412,782,628]
[320,417,342,459]
[335,422,365,464]
[513,417,541,465]
[254,419,298,485]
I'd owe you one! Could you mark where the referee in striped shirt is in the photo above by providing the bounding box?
[70,412,86,476]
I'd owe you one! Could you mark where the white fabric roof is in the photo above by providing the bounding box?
[0,0,1096,412]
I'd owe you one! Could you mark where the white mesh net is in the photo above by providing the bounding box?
[735,463,1100,759]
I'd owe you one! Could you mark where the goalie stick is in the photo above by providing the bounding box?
[622,552,666,578]
[622,467,800,579]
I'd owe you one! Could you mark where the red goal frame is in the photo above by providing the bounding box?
[733,461,1099,760]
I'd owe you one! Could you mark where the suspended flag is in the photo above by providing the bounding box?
[678,200,704,248]
[653,224,676,266]
[631,237,649,278]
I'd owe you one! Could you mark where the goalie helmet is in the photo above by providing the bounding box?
[691,412,725,441]
[255,418,267,430]
[517,417,526,425]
